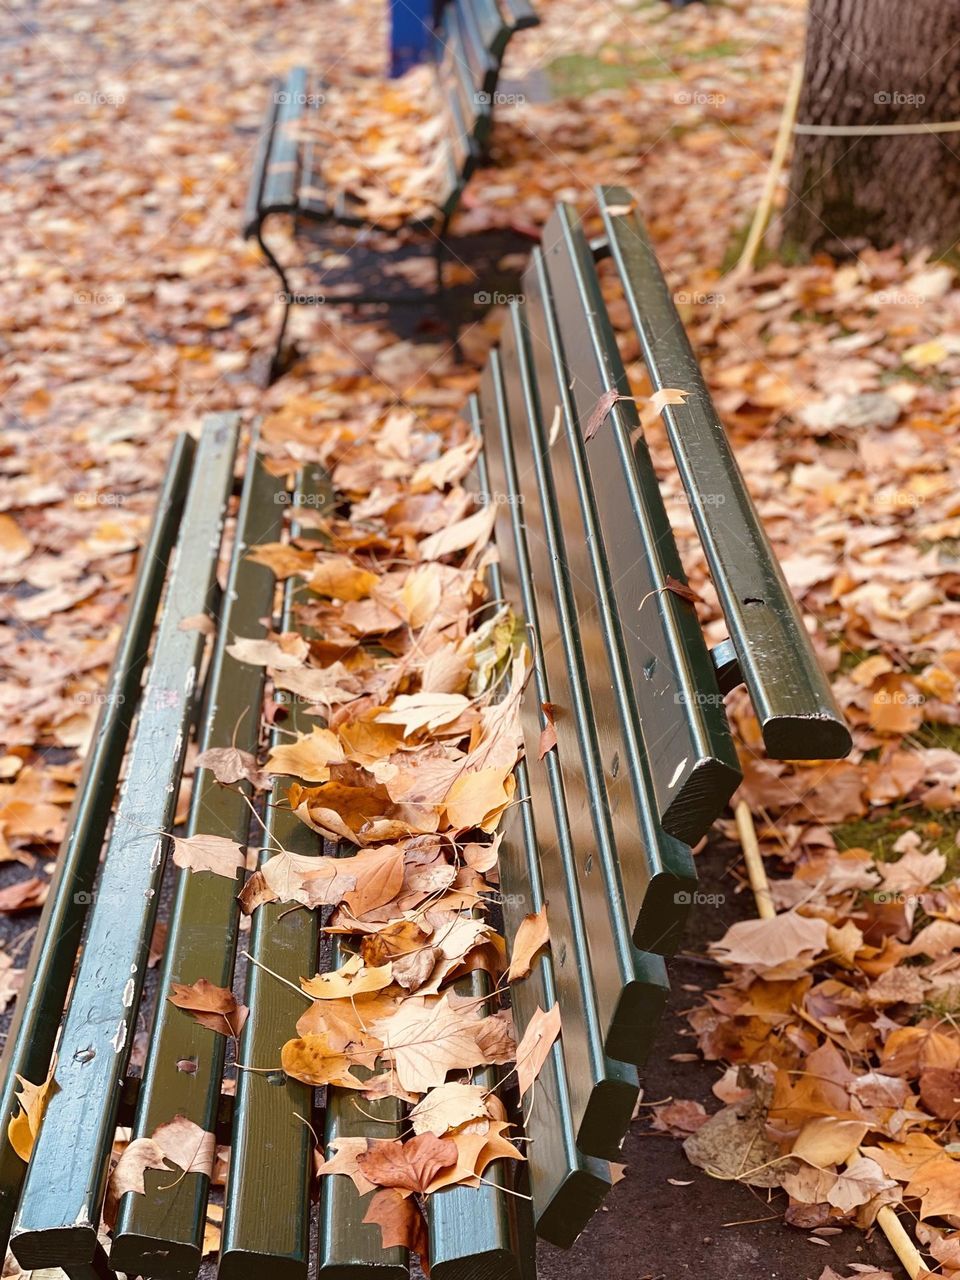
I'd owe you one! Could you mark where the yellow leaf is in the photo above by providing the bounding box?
[301,954,394,1000]
[8,1061,58,1162]
[265,726,346,782]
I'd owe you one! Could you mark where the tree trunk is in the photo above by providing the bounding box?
[783,0,960,257]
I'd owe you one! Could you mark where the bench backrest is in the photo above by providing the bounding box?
[473,184,851,1239]
[433,0,538,213]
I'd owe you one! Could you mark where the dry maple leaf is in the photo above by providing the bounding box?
[170,833,245,880]
[507,905,550,981]
[709,911,829,972]
[280,1030,381,1089]
[363,1188,430,1275]
[317,1136,377,1195]
[357,1133,458,1194]
[7,1060,57,1162]
[168,978,248,1038]
[375,992,488,1094]
[537,703,557,760]
[409,1082,491,1136]
[265,726,346,782]
[376,692,472,737]
[226,635,309,670]
[301,954,393,1000]
[515,1002,561,1098]
[110,1115,215,1203]
[195,746,271,791]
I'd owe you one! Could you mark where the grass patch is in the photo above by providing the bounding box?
[546,50,669,97]
[835,808,960,873]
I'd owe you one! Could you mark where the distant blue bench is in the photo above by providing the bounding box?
[244,0,539,377]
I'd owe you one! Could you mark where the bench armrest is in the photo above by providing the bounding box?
[598,185,851,761]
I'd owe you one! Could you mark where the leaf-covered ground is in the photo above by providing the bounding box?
[3,0,960,1276]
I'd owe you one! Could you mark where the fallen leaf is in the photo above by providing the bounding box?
[171,833,245,879]
[507,905,550,981]
[168,978,248,1038]
[515,1003,561,1098]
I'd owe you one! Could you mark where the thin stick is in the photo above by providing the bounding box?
[729,57,804,279]
[240,949,312,1001]
[736,800,928,1277]
[734,800,775,920]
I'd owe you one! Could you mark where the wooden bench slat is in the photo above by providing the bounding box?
[446,0,498,99]
[492,301,675,1055]
[0,435,196,1262]
[598,186,853,761]
[479,351,643,1159]
[436,22,491,149]
[110,440,284,1279]
[469,411,616,1245]
[10,416,240,1275]
[317,946,408,1280]
[428,444,527,1280]
[427,975,521,1280]
[496,0,540,31]
[219,465,332,1280]
[244,84,282,236]
[470,0,511,57]
[261,67,308,216]
[533,210,743,851]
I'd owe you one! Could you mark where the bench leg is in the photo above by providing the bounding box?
[254,221,294,384]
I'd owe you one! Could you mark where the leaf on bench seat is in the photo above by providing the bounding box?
[168,977,248,1039]
[515,1002,561,1098]
[171,832,246,879]
[506,904,550,981]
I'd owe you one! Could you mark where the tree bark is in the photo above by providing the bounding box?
[783,0,960,257]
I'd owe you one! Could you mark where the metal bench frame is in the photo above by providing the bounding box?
[244,0,539,380]
[0,187,849,1280]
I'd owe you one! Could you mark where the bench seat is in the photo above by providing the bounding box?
[0,188,849,1280]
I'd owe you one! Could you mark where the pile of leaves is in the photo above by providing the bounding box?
[295,65,455,228]
[105,399,562,1265]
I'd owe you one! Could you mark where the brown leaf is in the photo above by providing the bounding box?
[168,978,248,1038]
[507,905,550,981]
[357,1133,458,1193]
[195,746,271,791]
[409,1082,491,1136]
[583,388,623,441]
[363,1188,430,1274]
[515,1002,561,1097]
[537,703,557,760]
[171,833,245,879]
[7,1061,57,1162]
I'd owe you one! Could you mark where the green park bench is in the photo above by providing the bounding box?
[244,0,540,377]
[0,186,850,1280]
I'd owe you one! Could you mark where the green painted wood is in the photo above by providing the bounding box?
[468,392,613,1246]
[244,83,282,235]
[470,0,510,57]
[0,434,195,1261]
[597,185,851,761]
[450,0,498,96]
[10,416,240,1274]
[427,970,520,1280]
[317,935,408,1280]
[496,0,539,31]
[262,68,307,215]
[494,307,672,1062]
[219,465,331,1280]
[478,352,642,1159]
[532,208,742,850]
[521,242,710,955]
[111,439,284,1279]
